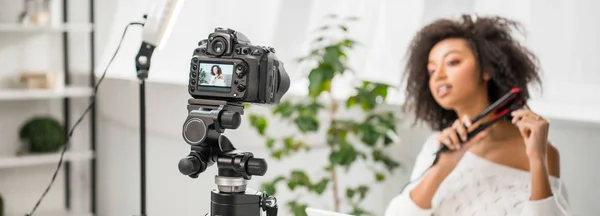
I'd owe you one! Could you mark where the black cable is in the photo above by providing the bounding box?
[26,21,144,216]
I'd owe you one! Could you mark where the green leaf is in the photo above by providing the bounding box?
[288,201,309,216]
[306,101,325,113]
[346,188,355,199]
[249,114,267,135]
[272,151,283,160]
[329,141,360,169]
[273,101,296,118]
[313,36,325,42]
[312,178,330,194]
[349,206,373,216]
[308,66,334,98]
[339,25,348,32]
[339,39,357,48]
[323,46,345,73]
[346,96,357,108]
[287,181,298,190]
[373,84,389,99]
[284,137,295,148]
[288,170,312,190]
[261,176,286,195]
[357,123,379,146]
[262,182,276,196]
[266,137,276,149]
[360,95,377,111]
[372,149,401,172]
[375,172,385,182]
[294,113,319,133]
[318,25,330,31]
[357,185,369,200]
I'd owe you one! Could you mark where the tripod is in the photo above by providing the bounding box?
[178,99,278,216]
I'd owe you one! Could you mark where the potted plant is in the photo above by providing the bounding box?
[248,14,402,216]
[18,116,65,155]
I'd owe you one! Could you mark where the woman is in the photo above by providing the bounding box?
[210,65,226,86]
[384,15,571,215]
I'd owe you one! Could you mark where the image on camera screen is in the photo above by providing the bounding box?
[197,62,234,92]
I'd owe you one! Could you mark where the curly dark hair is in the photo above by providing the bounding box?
[211,65,222,75]
[402,15,542,131]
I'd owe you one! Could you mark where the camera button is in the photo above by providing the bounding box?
[242,48,250,55]
[252,49,262,56]
[237,84,246,92]
[234,80,239,85]
[191,79,196,85]
[191,72,197,77]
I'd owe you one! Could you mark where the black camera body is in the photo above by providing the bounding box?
[188,28,290,104]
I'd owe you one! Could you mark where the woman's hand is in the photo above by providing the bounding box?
[511,109,550,161]
[435,115,488,171]
[409,115,488,209]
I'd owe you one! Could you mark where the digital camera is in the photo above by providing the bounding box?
[188,28,290,104]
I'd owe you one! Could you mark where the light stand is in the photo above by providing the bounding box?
[133,0,183,214]
[135,40,155,216]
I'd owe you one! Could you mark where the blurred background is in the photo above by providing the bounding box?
[0,0,598,216]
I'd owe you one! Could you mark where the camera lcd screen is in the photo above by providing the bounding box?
[197,62,234,92]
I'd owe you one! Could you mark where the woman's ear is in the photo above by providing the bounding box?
[482,71,492,81]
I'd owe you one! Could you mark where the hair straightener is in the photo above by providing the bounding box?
[431,87,525,166]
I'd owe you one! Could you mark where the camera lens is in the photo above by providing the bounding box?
[213,41,224,52]
[210,37,227,56]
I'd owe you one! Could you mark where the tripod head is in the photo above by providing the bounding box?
[178,99,278,216]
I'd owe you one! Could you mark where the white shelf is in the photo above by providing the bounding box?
[0,86,93,101]
[0,150,94,169]
[0,23,93,33]
[9,210,93,216]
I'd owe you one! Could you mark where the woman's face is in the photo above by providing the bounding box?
[212,67,218,75]
[427,38,490,109]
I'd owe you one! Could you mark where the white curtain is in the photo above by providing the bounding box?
[99,0,600,105]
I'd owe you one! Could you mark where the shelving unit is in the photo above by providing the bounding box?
[9,211,93,216]
[0,86,92,100]
[0,150,94,169]
[0,0,97,215]
[0,23,93,33]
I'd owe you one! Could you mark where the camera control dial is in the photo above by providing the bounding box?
[183,118,207,145]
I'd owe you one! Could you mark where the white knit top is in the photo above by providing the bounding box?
[384,134,571,216]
